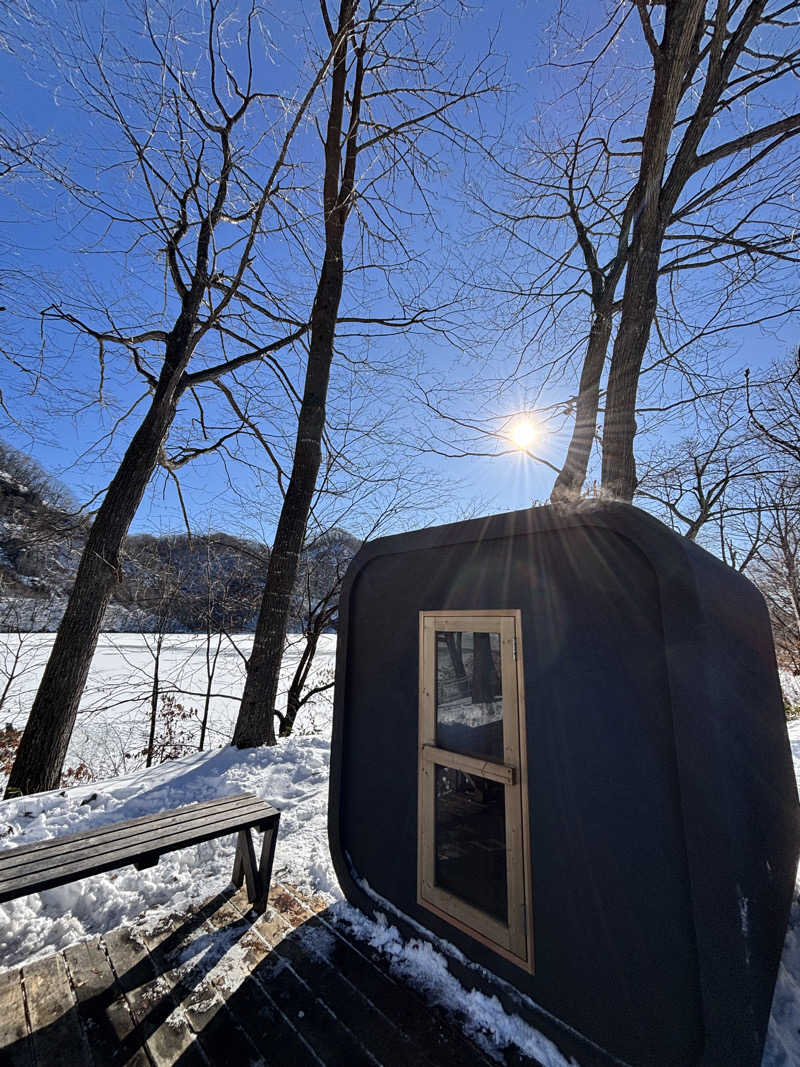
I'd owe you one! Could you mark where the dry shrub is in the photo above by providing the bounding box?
[0,726,22,775]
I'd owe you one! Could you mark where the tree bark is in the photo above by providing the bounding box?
[199,628,220,752]
[443,631,468,696]
[600,255,660,500]
[4,353,188,796]
[551,308,614,501]
[0,637,24,717]
[280,615,325,738]
[280,682,303,740]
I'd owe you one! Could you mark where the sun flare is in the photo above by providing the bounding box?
[510,419,537,450]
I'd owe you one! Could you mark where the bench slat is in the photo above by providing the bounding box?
[0,801,275,889]
[0,797,272,878]
[0,803,278,903]
[0,799,273,882]
[0,792,258,863]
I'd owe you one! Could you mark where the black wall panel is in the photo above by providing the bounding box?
[329,503,799,1067]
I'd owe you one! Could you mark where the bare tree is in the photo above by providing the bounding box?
[635,401,773,551]
[603,1,800,499]
[482,2,800,502]
[222,336,452,744]
[749,479,800,678]
[5,0,345,795]
[231,0,500,748]
[275,534,349,740]
[0,592,54,721]
[746,346,800,465]
[741,348,800,675]
[635,357,800,682]
[129,544,185,768]
[191,538,262,751]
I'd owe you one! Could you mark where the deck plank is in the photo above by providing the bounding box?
[209,893,379,1067]
[230,889,434,1067]
[201,888,325,1066]
[278,884,500,1067]
[136,906,268,1066]
[102,923,206,1067]
[1,883,528,1067]
[0,967,34,1067]
[23,951,92,1067]
[62,937,150,1067]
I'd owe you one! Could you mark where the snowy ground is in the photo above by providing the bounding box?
[0,631,337,963]
[0,635,798,1065]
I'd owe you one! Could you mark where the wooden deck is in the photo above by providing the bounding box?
[0,882,538,1066]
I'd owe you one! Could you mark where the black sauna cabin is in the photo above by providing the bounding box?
[328,502,800,1067]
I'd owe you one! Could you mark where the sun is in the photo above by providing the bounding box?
[510,419,537,450]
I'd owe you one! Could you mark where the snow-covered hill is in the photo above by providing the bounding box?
[0,444,358,633]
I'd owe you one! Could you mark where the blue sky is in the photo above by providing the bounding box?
[0,1,796,541]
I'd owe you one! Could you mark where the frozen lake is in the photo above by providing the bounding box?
[0,632,337,783]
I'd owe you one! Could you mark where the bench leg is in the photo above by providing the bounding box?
[232,816,280,915]
[255,819,279,914]
[232,829,246,888]
[232,829,258,899]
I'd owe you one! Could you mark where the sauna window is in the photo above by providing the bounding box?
[418,611,533,971]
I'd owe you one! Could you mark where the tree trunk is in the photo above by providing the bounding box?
[600,250,660,501]
[551,308,614,501]
[199,629,220,752]
[232,252,344,749]
[598,1,704,502]
[280,685,302,740]
[280,625,320,739]
[444,631,468,696]
[4,367,185,796]
[232,0,355,750]
[145,635,163,768]
[0,637,24,717]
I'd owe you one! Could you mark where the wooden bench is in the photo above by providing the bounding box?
[0,792,280,914]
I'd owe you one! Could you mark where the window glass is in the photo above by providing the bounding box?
[435,631,503,761]
[434,765,508,923]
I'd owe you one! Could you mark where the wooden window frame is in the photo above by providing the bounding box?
[417,609,534,972]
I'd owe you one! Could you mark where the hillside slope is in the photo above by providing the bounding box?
[0,447,358,632]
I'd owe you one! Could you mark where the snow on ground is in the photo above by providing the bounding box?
[337,903,575,1067]
[782,671,800,710]
[0,632,337,969]
[0,736,337,967]
[765,720,800,1067]
[0,634,798,1065]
